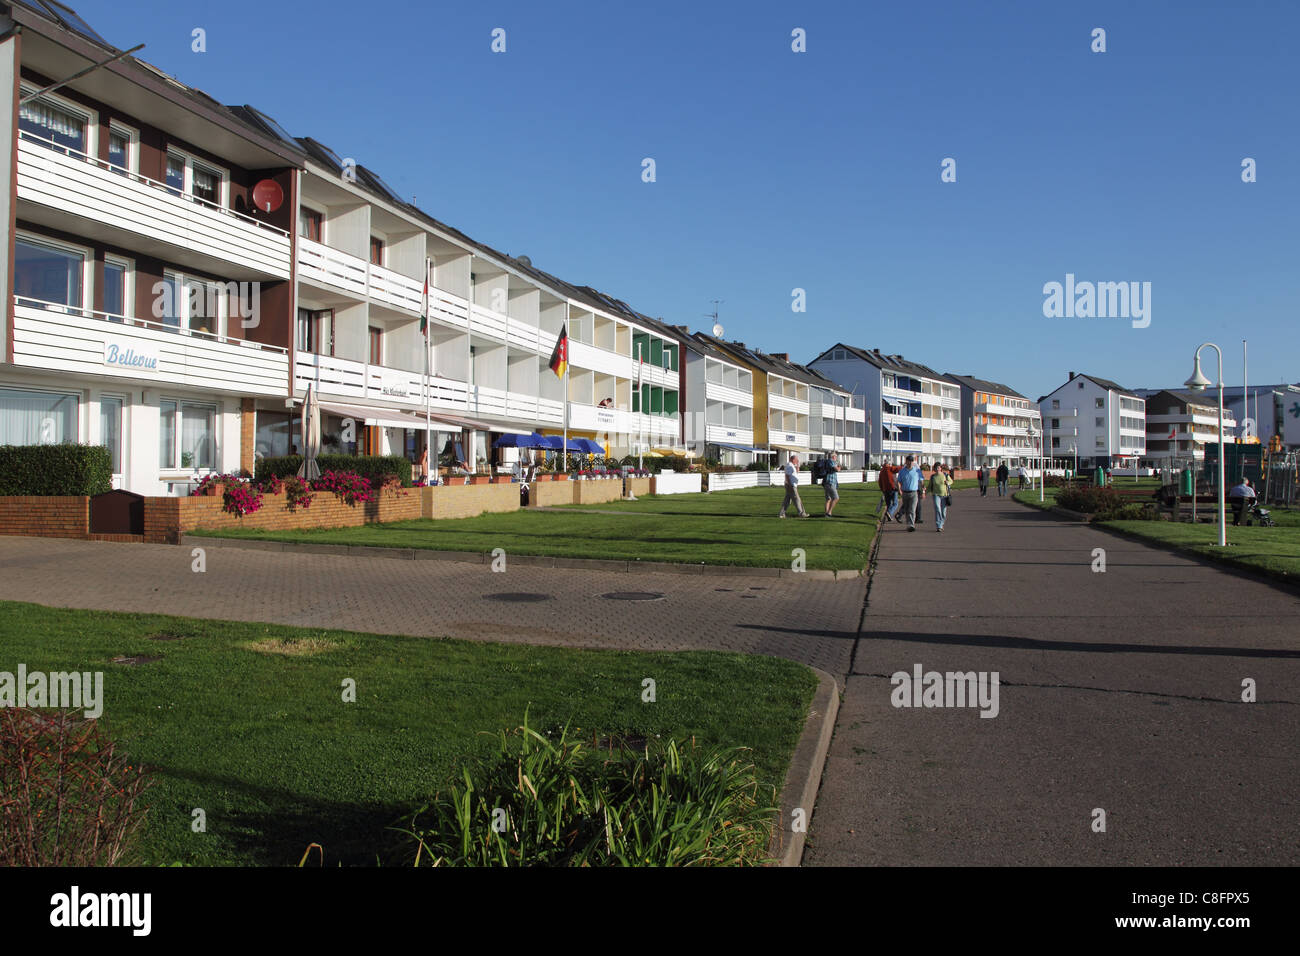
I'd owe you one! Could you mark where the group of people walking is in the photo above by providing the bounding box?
[778,452,842,519]
[876,457,955,532]
[975,463,1013,497]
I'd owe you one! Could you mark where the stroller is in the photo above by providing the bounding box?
[1244,500,1275,527]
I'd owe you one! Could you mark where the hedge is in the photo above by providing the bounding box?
[255,454,413,488]
[0,444,112,496]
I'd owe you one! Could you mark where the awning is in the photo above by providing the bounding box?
[714,442,770,454]
[319,402,432,432]
[769,442,809,453]
[426,411,494,431]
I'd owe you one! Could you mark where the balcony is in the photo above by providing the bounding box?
[297,238,466,325]
[704,380,752,408]
[17,134,290,280]
[569,402,678,438]
[295,351,470,413]
[706,423,755,445]
[13,298,288,396]
[768,391,807,414]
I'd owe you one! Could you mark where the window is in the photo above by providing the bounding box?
[297,308,334,356]
[107,123,137,173]
[100,396,123,473]
[369,326,383,366]
[165,153,186,195]
[191,164,220,204]
[1051,418,1060,429]
[1051,399,1060,410]
[1095,436,1106,449]
[1095,416,1105,427]
[1078,381,1085,389]
[14,237,85,308]
[158,272,225,335]
[299,208,323,242]
[370,236,385,266]
[1095,397,1105,409]
[159,400,217,470]
[0,387,79,445]
[103,257,130,320]
[18,95,87,153]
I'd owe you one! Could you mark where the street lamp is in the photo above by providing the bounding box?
[1185,343,1227,547]
[1027,423,1040,499]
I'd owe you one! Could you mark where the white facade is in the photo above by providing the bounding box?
[684,344,756,463]
[1136,390,1238,463]
[1040,373,1147,468]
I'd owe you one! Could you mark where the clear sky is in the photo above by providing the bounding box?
[73,0,1297,399]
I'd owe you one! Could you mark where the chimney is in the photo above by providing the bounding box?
[1068,371,1076,380]
[771,352,789,361]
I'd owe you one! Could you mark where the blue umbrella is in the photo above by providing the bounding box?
[575,438,605,455]
[493,432,547,448]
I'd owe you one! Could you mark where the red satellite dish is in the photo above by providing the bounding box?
[252,179,284,213]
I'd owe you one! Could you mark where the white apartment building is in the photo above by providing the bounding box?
[809,345,961,466]
[682,334,757,465]
[1134,389,1238,464]
[1,3,300,495]
[945,375,1042,468]
[1039,372,1146,469]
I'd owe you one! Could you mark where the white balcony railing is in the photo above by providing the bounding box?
[295,351,471,413]
[17,133,290,279]
[368,262,424,314]
[14,298,288,396]
[297,238,463,323]
[297,237,368,298]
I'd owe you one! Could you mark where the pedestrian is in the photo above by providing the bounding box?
[977,462,988,497]
[996,462,1009,497]
[822,451,841,516]
[897,455,924,531]
[877,460,900,522]
[929,463,953,532]
[1228,477,1256,526]
[779,453,808,519]
[1017,464,1028,490]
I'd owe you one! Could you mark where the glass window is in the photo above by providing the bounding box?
[103,259,127,319]
[108,129,129,172]
[1096,417,1105,427]
[256,411,294,458]
[1095,397,1105,409]
[192,165,219,204]
[165,154,185,195]
[14,238,83,308]
[100,396,123,473]
[189,281,221,335]
[299,208,322,242]
[159,400,177,468]
[180,403,216,470]
[159,274,182,330]
[370,236,385,266]
[0,388,79,445]
[18,97,86,153]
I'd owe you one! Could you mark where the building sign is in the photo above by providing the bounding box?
[725,430,737,438]
[595,408,616,426]
[103,341,158,372]
[785,433,796,442]
[380,375,410,399]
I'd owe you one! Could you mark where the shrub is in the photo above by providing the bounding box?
[193,473,263,516]
[259,474,315,511]
[256,455,412,488]
[399,713,776,867]
[0,444,112,496]
[1056,484,1123,515]
[0,709,153,866]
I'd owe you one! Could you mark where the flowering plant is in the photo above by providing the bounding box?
[312,470,375,507]
[378,474,409,497]
[192,473,263,516]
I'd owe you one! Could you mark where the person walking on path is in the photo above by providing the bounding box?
[1017,465,1028,490]
[822,451,841,517]
[929,463,953,532]
[897,455,924,531]
[996,462,1009,497]
[779,453,808,519]
[977,463,989,497]
[877,460,900,522]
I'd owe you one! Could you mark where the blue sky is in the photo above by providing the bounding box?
[74,0,1297,398]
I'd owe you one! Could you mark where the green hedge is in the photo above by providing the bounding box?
[0,444,112,496]
[255,454,412,488]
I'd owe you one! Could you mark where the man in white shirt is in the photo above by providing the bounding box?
[779,454,808,519]
[1228,477,1256,526]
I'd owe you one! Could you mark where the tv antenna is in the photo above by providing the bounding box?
[705,300,724,338]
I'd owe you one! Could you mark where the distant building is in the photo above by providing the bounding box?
[1039,373,1146,469]
[944,375,1041,468]
[1132,389,1238,464]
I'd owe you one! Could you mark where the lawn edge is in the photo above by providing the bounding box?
[1091,520,1300,594]
[182,533,869,580]
[771,665,839,868]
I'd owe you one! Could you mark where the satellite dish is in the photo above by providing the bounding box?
[515,255,532,268]
[712,323,724,337]
[252,179,284,213]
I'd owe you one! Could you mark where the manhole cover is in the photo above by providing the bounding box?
[111,655,162,666]
[600,592,665,602]
[485,592,553,603]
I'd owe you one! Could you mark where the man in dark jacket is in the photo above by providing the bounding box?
[995,463,1010,497]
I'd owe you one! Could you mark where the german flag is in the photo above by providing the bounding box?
[548,323,568,379]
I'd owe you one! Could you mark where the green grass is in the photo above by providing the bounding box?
[0,601,817,866]
[1101,509,1300,580]
[193,485,884,571]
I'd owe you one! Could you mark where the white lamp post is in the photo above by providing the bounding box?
[1186,342,1227,547]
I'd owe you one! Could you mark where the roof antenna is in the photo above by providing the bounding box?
[705,299,724,338]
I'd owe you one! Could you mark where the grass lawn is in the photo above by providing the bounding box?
[0,601,818,866]
[193,485,885,571]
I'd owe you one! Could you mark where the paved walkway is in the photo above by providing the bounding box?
[1,488,1296,866]
[804,489,1300,865]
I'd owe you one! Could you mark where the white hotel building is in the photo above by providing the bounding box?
[1039,372,1147,470]
[682,334,757,465]
[0,1,684,493]
[809,345,961,466]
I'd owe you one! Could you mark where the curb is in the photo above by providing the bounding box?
[771,666,839,867]
[180,534,872,580]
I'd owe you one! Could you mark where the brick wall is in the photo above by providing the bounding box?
[0,496,89,538]
[626,477,652,497]
[573,479,624,505]
[427,483,519,519]
[530,480,575,507]
[240,398,256,477]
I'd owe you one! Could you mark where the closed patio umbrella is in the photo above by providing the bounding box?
[297,384,321,480]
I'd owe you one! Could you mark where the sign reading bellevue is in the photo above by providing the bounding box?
[103,340,159,372]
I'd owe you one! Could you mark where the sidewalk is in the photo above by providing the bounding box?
[805,488,1300,865]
